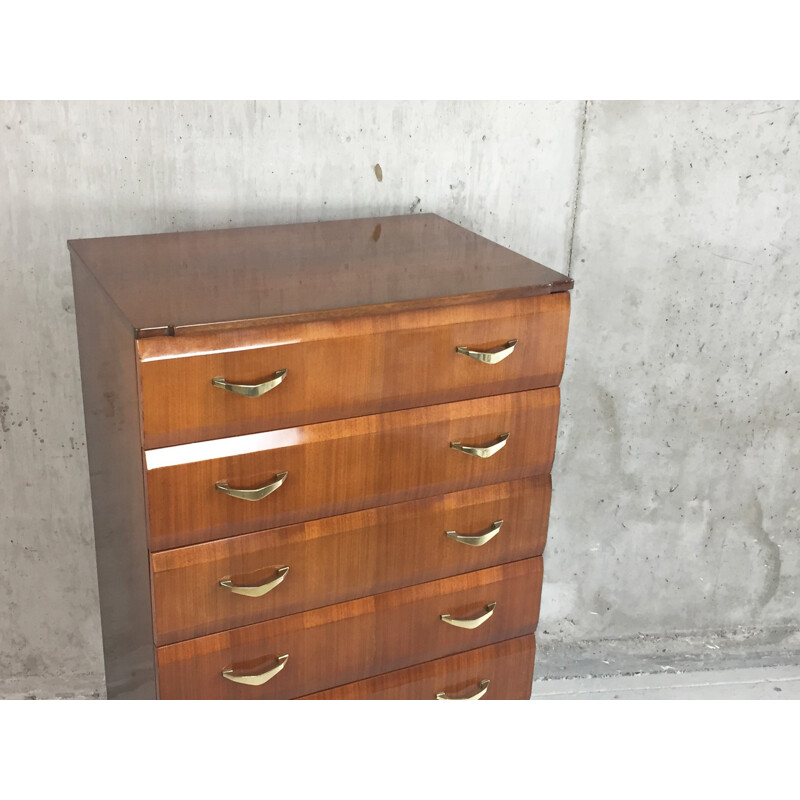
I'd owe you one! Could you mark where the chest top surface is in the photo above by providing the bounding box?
[68,213,572,337]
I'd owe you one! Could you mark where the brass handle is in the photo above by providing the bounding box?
[212,368,287,398]
[450,433,509,459]
[222,654,289,686]
[441,602,497,630]
[445,520,503,547]
[435,679,490,700]
[215,471,288,501]
[220,566,290,597]
[456,339,517,364]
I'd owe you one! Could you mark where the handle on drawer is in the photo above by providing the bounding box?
[445,520,503,547]
[220,566,290,597]
[222,654,289,686]
[215,471,288,501]
[450,433,509,459]
[441,602,496,629]
[435,679,490,700]
[456,339,517,364]
[211,368,287,398]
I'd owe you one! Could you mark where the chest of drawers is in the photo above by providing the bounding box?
[69,213,572,700]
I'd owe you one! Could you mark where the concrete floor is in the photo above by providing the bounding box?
[532,665,800,699]
[3,665,799,700]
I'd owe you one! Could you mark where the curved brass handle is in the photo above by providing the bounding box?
[456,339,517,364]
[215,471,288,501]
[441,602,496,630]
[445,520,503,547]
[220,566,290,597]
[450,433,509,459]
[212,368,287,398]
[435,679,490,700]
[222,654,289,686]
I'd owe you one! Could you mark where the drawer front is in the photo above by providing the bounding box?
[151,477,550,645]
[156,557,542,700]
[301,634,536,700]
[145,388,560,549]
[138,293,570,448]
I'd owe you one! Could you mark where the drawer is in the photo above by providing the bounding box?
[145,388,560,549]
[156,557,543,699]
[301,634,536,700]
[151,477,550,644]
[137,293,570,448]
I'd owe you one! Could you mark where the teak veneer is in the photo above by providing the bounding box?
[69,213,572,700]
[145,388,560,549]
[156,558,542,700]
[301,635,537,701]
[151,477,551,644]
[138,293,570,447]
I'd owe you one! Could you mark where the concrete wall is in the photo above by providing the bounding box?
[542,100,800,676]
[2,101,798,697]
[0,101,583,696]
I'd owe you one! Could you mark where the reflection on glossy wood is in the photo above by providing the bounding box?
[70,253,156,699]
[151,477,550,644]
[301,634,537,700]
[138,293,570,447]
[70,213,572,701]
[156,558,543,699]
[68,214,573,336]
[145,389,560,549]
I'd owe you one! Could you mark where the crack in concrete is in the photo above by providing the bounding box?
[711,251,760,267]
[566,100,589,278]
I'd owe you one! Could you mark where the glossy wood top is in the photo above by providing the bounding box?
[67,214,572,336]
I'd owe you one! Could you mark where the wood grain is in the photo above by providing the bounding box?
[70,253,157,699]
[151,477,550,644]
[301,634,536,700]
[156,557,543,700]
[145,388,561,549]
[70,214,572,701]
[138,293,570,447]
[68,214,573,336]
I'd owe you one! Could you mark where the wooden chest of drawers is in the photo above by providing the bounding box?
[69,213,572,700]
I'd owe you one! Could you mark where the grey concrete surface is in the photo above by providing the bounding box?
[532,665,800,699]
[0,101,584,696]
[535,625,800,681]
[540,100,800,673]
[2,101,798,699]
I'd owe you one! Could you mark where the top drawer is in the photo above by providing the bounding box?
[137,293,570,448]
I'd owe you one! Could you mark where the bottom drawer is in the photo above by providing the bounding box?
[301,635,536,700]
[156,558,542,699]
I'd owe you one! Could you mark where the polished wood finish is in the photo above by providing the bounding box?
[302,634,536,700]
[138,293,570,448]
[151,477,550,645]
[69,253,156,699]
[68,214,573,337]
[156,558,542,700]
[70,214,571,700]
[145,389,560,550]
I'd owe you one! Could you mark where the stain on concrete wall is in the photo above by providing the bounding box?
[0,100,583,694]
